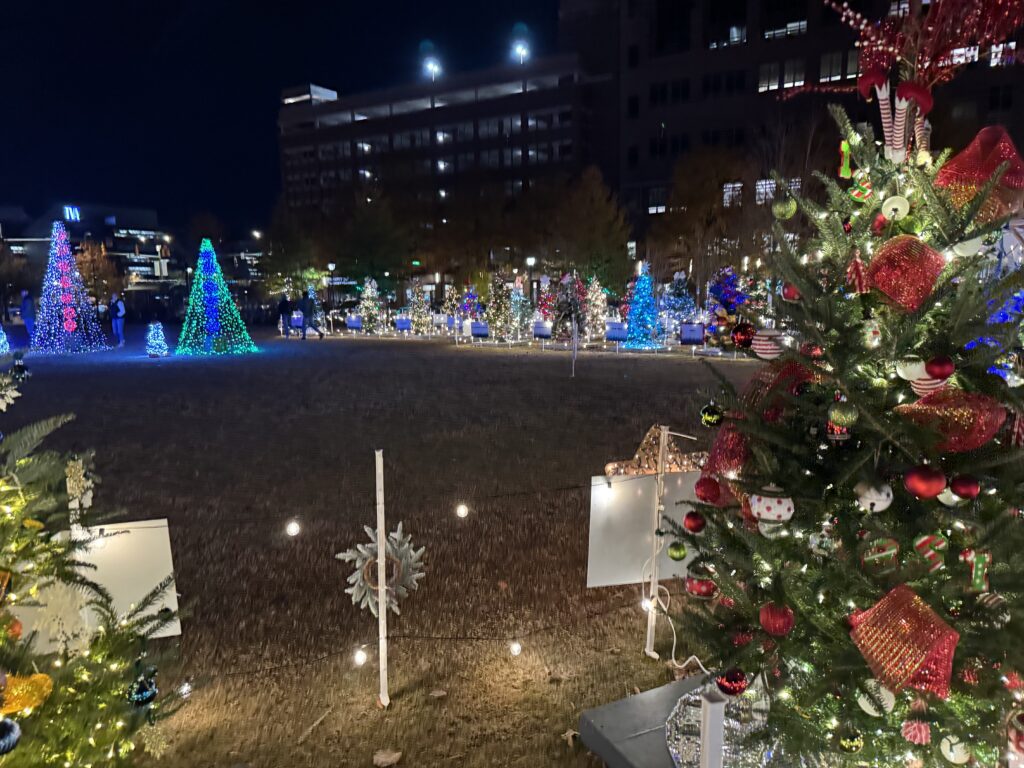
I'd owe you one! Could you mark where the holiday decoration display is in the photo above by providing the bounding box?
[771,195,798,221]
[759,602,795,637]
[305,283,328,334]
[460,284,481,319]
[0,327,9,357]
[959,549,992,593]
[585,277,608,341]
[730,322,755,349]
[177,239,257,355]
[1008,711,1024,756]
[902,718,932,745]
[913,532,949,573]
[0,718,20,755]
[146,322,169,357]
[926,355,956,380]
[0,674,53,715]
[684,563,718,600]
[949,475,980,500]
[485,276,514,341]
[667,540,688,562]
[623,264,660,350]
[940,734,971,764]
[336,523,426,617]
[553,272,587,340]
[850,585,959,699]
[896,356,928,381]
[748,486,794,524]
[903,465,947,499]
[31,221,108,354]
[750,329,783,360]
[715,668,749,696]
[441,285,460,324]
[935,125,1024,226]
[855,481,894,513]
[861,537,901,576]
[896,390,1006,453]
[409,281,431,335]
[603,425,705,477]
[358,277,385,334]
[865,235,945,312]
[781,282,801,302]
[660,272,697,333]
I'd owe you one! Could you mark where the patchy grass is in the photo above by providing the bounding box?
[12,330,755,767]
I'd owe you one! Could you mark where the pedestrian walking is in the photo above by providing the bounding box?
[20,290,36,344]
[298,293,324,340]
[110,292,126,347]
[277,294,292,338]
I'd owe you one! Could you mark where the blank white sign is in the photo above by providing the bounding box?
[587,472,699,588]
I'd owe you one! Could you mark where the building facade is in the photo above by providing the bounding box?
[279,55,598,218]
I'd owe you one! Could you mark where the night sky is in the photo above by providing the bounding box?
[1,1,557,233]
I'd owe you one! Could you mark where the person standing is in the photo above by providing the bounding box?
[110,292,126,347]
[20,290,35,344]
[277,294,292,338]
[298,292,324,340]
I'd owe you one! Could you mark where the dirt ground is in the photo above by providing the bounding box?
[9,326,755,768]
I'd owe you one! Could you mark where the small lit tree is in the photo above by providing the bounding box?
[485,275,513,340]
[623,264,660,350]
[409,281,431,335]
[358,277,384,334]
[586,277,608,341]
[145,322,169,357]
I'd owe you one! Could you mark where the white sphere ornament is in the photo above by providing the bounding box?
[748,485,795,523]
[880,195,911,220]
[854,481,893,513]
[751,329,783,360]
[938,487,968,508]
[856,678,896,717]
[952,235,985,257]
[896,356,927,381]
[939,734,971,765]
[758,521,787,539]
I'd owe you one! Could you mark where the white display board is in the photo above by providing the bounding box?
[587,472,699,588]
[14,519,180,651]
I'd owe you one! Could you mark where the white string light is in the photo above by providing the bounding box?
[455,503,469,518]
[509,640,522,656]
[285,519,301,537]
[353,648,368,667]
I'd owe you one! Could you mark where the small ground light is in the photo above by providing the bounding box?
[354,648,368,667]
[455,503,469,518]
[641,597,654,612]
[509,640,522,657]
[177,682,193,699]
[285,519,301,537]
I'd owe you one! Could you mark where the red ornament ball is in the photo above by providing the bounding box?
[872,213,889,236]
[694,477,721,504]
[716,667,749,696]
[904,465,946,499]
[7,617,22,641]
[684,575,718,600]
[732,630,754,647]
[730,322,756,349]
[782,283,801,302]
[950,474,981,500]
[799,342,824,360]
[683,510,707,533]
[925,355,956,380]
[759,602,795,637]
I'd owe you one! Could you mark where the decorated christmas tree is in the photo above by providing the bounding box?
[358,277,384,334]
[586,277,608,341]
[511,278,532,340]
[145,322,169,357]
[177,239,257,355]
[485,276,513,341]
[0,362,181,763]
[305,283,328,333]
[441,285,460,324]
[31,221,108,354]
[552,273,588,340]
[409,281,431,335]
[536,280,556,321]
[661,271,698,333]
[706,266,751,349]
[460,285,481,319]
[623,264,660,350]
[619,274,637,321]
[0,326,9,357]
[665,3,1024,761]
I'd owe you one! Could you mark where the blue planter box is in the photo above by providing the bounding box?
[679,322,705,345]
[471,321,490,338]
[533,321,552,339]
[447,316,455,329]
[395,317,412,331]
[346,316,363,331]
[605,321,627,342]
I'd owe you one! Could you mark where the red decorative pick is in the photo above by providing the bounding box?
[847,253,869,293]
[872,213,890,236]
[895,80,934,116]
[895,389,1006,453]
[936,126,1024,225]
[866,235,945,313]
[782,283,801,302]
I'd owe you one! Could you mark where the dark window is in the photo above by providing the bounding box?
[990,85,1013,111]
[627,0,637,18]
[627,94,640,118]
[654,0,691,55]
[627,145,639,167]
[671,79,690,102]
[670,134,690,155]
[649,136,668,157]
[649,81,668,105]
[627,44,639,68]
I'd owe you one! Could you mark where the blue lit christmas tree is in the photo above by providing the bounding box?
[661,271,697,327]
[177,239,257,355]
[146,322,169,357]
[0,325,9,357]
[31,221,108,354]
[623,264,661,350]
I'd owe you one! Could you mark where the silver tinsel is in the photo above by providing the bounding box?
[665,679,833,768]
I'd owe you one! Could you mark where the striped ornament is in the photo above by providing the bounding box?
[913,532,948,573]
[751,329,783,360]
[1012,412,1024,447]
[893,96,909,156]
[910,377,948,397]
[875,83,893,149]
[914,114,930,152]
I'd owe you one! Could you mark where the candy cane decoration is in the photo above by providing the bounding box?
[891,95,909,163]
[862,537,900,576]
[959,549,992,592]
[1011,411,1024,447]
[875,83,894,151]
[913,532,948,573]
[914,116,932,154]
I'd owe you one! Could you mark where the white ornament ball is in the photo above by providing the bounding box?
[749,485,795,523]
[939,734,971,765]
[880,195,911,220]
[856,678,896,717]
[938,487,968,508]
[854,481,893,513]
[896,356,927,381]
[952,235,985,257]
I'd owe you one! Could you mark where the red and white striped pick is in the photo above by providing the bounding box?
[892,96,909,162]
[876,83,893,150]
[846,253,869,294]
[910,377,948,397]
[901,719,931,746]
[751,329,783,360]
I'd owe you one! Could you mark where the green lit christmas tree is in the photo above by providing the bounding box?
[664,3,1024,758]
[409,281,431,335]
[177,239,257,355]
[358,277,384,334]
[586,277,608,341]
[485,275,513,341]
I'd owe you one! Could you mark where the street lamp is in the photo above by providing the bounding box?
[423,57,442,81]
[525,256,537,303]
[252,230,262,240]
[512,41,530,65]
[186,266,193,290]
[327,262,336,309]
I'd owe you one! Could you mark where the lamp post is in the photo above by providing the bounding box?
[526,256,537,303]
[186,266,193,291]
[423,57,441,82]
[513,41,530,65]
[327,262,336,308]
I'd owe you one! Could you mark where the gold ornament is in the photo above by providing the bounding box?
[0,673,53,714]
[604,425,706,476]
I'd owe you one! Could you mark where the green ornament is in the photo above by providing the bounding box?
[837,729,864,753]
[700,403,724,428]
[898,214,923,235]
[827,401,859,428]
[667,540,688,561]
[772,197,798,221]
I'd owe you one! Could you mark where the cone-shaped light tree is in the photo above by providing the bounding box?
[32,221,108,354]
[410,281,431,335]
[623,264,660,349]
[177,239,257,355]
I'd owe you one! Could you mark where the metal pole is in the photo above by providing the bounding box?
[644,425,670,659]
[375,449,390,707]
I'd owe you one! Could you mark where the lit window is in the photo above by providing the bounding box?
[758,62,780,92]
[755,179,776,204]
[820,52,843,83]
[359,169,372,180]
[764,20,806,40]
[991,42,1017,67]
[787,178,802,194]
[783,59,805,89]
[723,182,743,208]
[947,46,979,65]
[846,49,859,79]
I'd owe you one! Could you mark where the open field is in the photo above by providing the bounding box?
[8,327,755,768]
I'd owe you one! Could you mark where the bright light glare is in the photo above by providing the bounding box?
[177,682,193,699]
[424,57,442,79]
[513,41,530,63]
[455,503,469,518]
[509,641,522,656]
[641,597,654,612]
[526,256,537,267]
[286,519,301,537]
[354,648,368,667]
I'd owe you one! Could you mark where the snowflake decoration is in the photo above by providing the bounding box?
[65,459,94,513]
[0,374,20,412]
[335,522,425,617]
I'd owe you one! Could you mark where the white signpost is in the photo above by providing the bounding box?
[375,449,390,708]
